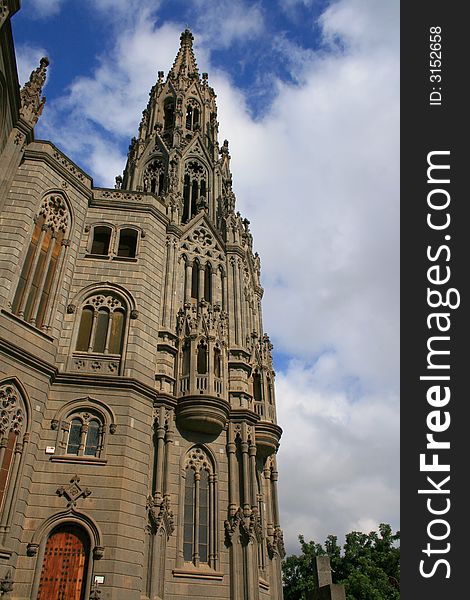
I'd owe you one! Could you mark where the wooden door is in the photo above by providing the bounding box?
[37,525,89,600]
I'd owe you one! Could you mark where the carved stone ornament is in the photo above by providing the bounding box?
[147,495,175,536]
[19,57,49,127]
[267,526,286,559]
[0,383,25,438]
[56,474,92,508]
[26,543,40,557]
[66,303,76,314]
[93,546,105,560]
[130,309,139,319]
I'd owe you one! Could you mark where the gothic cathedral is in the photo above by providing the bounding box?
[0,4,284,599]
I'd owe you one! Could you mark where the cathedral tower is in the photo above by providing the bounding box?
[0,12,284,600]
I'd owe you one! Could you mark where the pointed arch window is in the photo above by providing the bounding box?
[143,159,165,195]
[75,294,126,355]
[204,263,212,303]
[197,342,207,374]
[12,193,69,329]
[164,97,175,131]
[191,260,200,299]
[183,447,216,568]
[0,382,29,528]
[182,160,207,223]
[185,100,200,131]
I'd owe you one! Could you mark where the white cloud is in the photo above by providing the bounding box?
[28,0,66,18]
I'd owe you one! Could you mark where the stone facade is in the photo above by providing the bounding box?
[0,9,284,600]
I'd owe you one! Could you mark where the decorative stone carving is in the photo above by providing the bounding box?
[147,495,175,536]
[26,543,39,557]
[19,57,49,127]
[39,194,69,234]
[0,383,25,437]
[56,474,92,508]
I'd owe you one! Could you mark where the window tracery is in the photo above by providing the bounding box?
[0,382,28,526]
[182,160,207,223]
[143,159,165,195]
[75,294,126,355]
[12,193,70,329]
[183,447,216,567]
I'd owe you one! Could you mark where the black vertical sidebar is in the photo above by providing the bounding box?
[401,4,467,599]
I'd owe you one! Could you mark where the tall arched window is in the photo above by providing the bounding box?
[191,260,200,299]
[182,160,207,223]
[253,371,263,402]
[163,97,175,131]
[183,447,216,567]
[197,342,207,374]
[75,294,126,355]
[37,524,90,600]
[0,381,28,529]
[204,263,212,303]
[185,99,200,131]
[12,193,69,328]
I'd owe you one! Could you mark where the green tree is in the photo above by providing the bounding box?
[282,524,400,600]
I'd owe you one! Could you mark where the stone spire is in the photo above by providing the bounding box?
[19,56,49,127]
[168,28,200,82]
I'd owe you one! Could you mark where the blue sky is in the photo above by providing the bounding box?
[12,0,399,555]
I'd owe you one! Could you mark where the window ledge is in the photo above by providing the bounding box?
[172,567,223,581]
[112,256,137,262]
[50,455,107,465]
[85,253,111,260]
[1,309,54,342]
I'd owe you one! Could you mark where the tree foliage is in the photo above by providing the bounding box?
[282,524,400,600]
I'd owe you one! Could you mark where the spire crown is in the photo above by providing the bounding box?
[168,28,199,81]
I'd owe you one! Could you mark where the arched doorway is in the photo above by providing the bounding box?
[37,524,90,600]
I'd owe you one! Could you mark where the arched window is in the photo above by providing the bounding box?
[117,228,138,258]
[90,226,111,255]
[37,524,90,600]
[197,342,207,375]
[64,412,104,457]
[0,381,28,528]
[164,97,175,131]
[214,347,221,378]
[253,371,263,402]
[191,260,199,299]
[204,263,212,302]
[182,341,191,377]
[75,294,126,355]
[185,100,200,131]
[183,447,216,567]
[143,159,165,195]
[182,160,207,223]
[12,193,69,328]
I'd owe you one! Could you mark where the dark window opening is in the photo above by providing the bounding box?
[191,263,199,299]
[253,371,263,402]
[91,226,111,255]
[164,98,175,130]
[204,263,212,302]
[117,228,138,258]
[197,343,207,374]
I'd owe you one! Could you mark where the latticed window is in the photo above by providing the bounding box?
[64,412,104,457]
[182,160,207,223]
[0,382,28,524]
[75,294,126,355]
[12,193,69,328]
[183,447,215,567]
[143,159,165,195]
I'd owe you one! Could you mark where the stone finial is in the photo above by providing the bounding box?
[19,56,49,127]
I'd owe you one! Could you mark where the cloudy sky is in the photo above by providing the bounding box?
[12,0,399,555]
